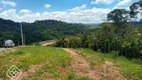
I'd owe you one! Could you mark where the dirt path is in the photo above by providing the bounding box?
[63,48,126,80]
[63,48,99,80]
[40,40,56,46]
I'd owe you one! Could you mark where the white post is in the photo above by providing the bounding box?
[20,23,24,46]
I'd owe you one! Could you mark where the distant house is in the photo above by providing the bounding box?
[4,40,14,48]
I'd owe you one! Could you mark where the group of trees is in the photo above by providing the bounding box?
[56,0,142,59]
[55,33,91,48]
[91,23,142,58]
[106,0,142,58]
[56,23,142,58]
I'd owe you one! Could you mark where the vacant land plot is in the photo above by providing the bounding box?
[0,46,141,80]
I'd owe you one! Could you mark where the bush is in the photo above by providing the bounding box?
[119,41,140,58]
[55,37,80,48]
[55,34,91,48]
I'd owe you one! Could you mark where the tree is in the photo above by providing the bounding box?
[107,9,132,38]
[81,33,89,48]
[91,24,119,53]
[130,0,142,20]
[107,9,130,23]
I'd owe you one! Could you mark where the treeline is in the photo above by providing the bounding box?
[56,23,142,58]
[0,19,87,46]
[56,0,142,59]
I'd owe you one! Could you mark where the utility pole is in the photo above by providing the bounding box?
[20,23,24,46]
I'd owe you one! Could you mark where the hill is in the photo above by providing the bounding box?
[0,18,87,46]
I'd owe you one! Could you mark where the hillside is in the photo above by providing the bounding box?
[0,18,87,46]
[0,46,141,80]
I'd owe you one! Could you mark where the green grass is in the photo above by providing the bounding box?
[76,48,142,80]
[2,46,141,80]
[64,72,91,80]
[0,46,92,80]
[0,46,72,79]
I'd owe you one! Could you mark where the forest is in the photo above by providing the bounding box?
[0,19,87,46]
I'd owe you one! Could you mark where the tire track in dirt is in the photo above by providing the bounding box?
[63,48,99,80]
[63,48,127,80]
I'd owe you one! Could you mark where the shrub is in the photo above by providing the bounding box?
[119,41,140,58]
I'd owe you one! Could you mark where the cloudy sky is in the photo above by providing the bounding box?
[0,0,139,23]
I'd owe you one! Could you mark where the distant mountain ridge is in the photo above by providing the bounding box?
[133,22,142,26]
[0,18,87,46]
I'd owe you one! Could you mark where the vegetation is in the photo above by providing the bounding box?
[0,19,87,46]
[0,0,142,80]
[0,46,72,79]
[55,1,142,79]
[56,0,142,59]
[0,45,141,80]
[0,46,96,80]
[76,48,142,79]
[56,23,142,58]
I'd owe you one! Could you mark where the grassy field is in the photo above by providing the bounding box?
[0,46,91,80]
[76,48,142,80]
[0,46,142,80]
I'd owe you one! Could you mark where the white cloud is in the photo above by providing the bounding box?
[20,9,32,14]
[114,0,132,9]
[91,0,114,4]
[44,4,51,9]
[80,4,87,9]
[0,5,112,23]
[1,1,16,7]
[69,4,87,11]
[116,0,132,7]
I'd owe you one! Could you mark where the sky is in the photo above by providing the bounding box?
[0,0,139,23]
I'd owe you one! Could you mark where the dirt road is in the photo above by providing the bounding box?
[40,40,56,46]
[63,48,99,80]
[63,48,126,80]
